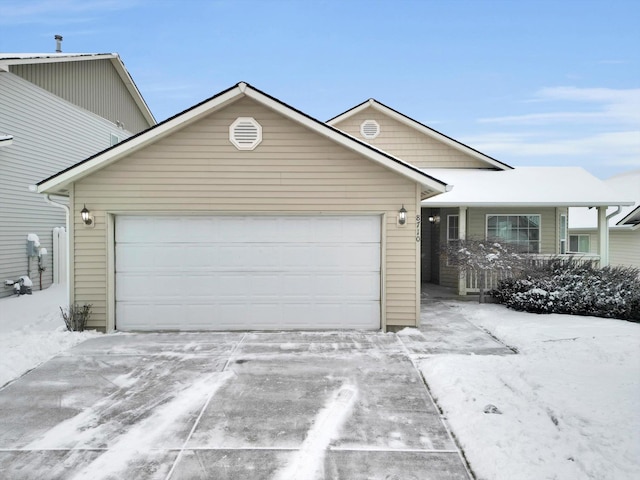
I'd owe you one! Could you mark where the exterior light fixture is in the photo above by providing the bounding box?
[398,205,407,226]
[80,204,94,227]
[428,214,440,224]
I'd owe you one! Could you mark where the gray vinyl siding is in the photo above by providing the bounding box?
[0,71,130,298]
[610,230,640,268]
[10,59,150,134]
[332,107,490,169]
[72,97,420,331]
[571,229,639,268]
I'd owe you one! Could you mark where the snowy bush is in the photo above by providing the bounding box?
[492,259,640,321]
[60,304,93,332]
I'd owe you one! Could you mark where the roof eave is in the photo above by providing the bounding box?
[421,201,637,208]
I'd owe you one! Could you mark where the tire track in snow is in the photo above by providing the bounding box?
[273,383,357,480]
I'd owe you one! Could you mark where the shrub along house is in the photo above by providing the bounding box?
[37,83,634,331]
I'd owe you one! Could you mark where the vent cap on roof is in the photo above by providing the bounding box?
[229,117,262,150]
[360,119,380,139]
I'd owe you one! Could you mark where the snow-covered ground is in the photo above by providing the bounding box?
[2,287,639,479]
[0,285,100,388]
[418,302,640,480]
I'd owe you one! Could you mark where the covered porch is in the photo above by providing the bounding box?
[419,167,633,295]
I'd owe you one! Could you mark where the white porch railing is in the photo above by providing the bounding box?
[463,254,601,294]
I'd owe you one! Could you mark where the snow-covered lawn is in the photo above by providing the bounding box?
[418,302,640,480]
[0,285,100,388]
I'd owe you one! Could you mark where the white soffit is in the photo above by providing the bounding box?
[421,167,636,207]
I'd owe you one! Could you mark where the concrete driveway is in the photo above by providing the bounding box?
[0,332,471,479]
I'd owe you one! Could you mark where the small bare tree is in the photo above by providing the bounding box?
[441,239,526,303]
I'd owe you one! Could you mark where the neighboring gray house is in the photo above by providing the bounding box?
[0,52,155,298]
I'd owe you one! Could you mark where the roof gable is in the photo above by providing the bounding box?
[328,99,512,171]
[0,53,155,129]
[37,82,448,196]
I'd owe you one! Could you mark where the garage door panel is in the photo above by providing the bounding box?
[115,215,381,331]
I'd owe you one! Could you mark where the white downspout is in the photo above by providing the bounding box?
[43,194,70,306]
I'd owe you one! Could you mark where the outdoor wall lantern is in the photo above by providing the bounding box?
[428,214,440,224]
[81,204,94,227]
[398,205,407,225]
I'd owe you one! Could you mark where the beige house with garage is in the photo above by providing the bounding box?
[37,83,448,332]
[37,84,634,331]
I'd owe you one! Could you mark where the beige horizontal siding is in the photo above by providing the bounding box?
[73,97,420,330]
[332,106,488,169]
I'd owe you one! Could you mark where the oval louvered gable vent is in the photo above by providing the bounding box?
[360,119,380,139]
[230,117,262,150]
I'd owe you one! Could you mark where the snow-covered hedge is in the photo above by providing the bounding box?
[491,259,640,321]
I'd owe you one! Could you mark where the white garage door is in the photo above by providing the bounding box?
[115,215,381,331]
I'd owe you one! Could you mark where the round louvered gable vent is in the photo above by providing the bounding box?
[360,119,380,139]
[230,117,262,150]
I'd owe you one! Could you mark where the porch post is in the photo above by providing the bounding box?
[458,207,468,295]
[597,206,609,267]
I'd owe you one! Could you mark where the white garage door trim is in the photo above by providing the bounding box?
[114,215,382,331]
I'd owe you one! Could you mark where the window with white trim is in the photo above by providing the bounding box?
[486,214,541,253]
[447,215,459,241]
[569,234,591,253]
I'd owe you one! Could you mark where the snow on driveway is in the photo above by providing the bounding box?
[0,285,100,388]
[417,302,640,480]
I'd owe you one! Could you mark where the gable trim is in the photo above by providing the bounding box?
[328,98,513,171]
[37,82,449,196]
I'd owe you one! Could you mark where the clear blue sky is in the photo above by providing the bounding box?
[2,0,638,178]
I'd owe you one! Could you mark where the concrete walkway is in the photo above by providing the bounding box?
[0,332,472,480]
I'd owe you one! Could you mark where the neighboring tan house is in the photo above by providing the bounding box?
[36,83,632,332]
[569,169,640,269]
[0,52,155,298]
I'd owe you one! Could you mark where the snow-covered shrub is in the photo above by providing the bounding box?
[492,259,640,321]
[60,304,93,332]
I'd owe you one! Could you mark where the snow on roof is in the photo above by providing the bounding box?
[569,169,640,229]
[421,167,636,208]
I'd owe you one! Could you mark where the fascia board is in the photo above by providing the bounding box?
[421,201,637,208]
[326,100,371,124]
[616,205,640,226]
[368,102,511,170]
[0,53,117,65]
[242,87,448,194]
[38,85,243,194]
[109,56,156,126]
